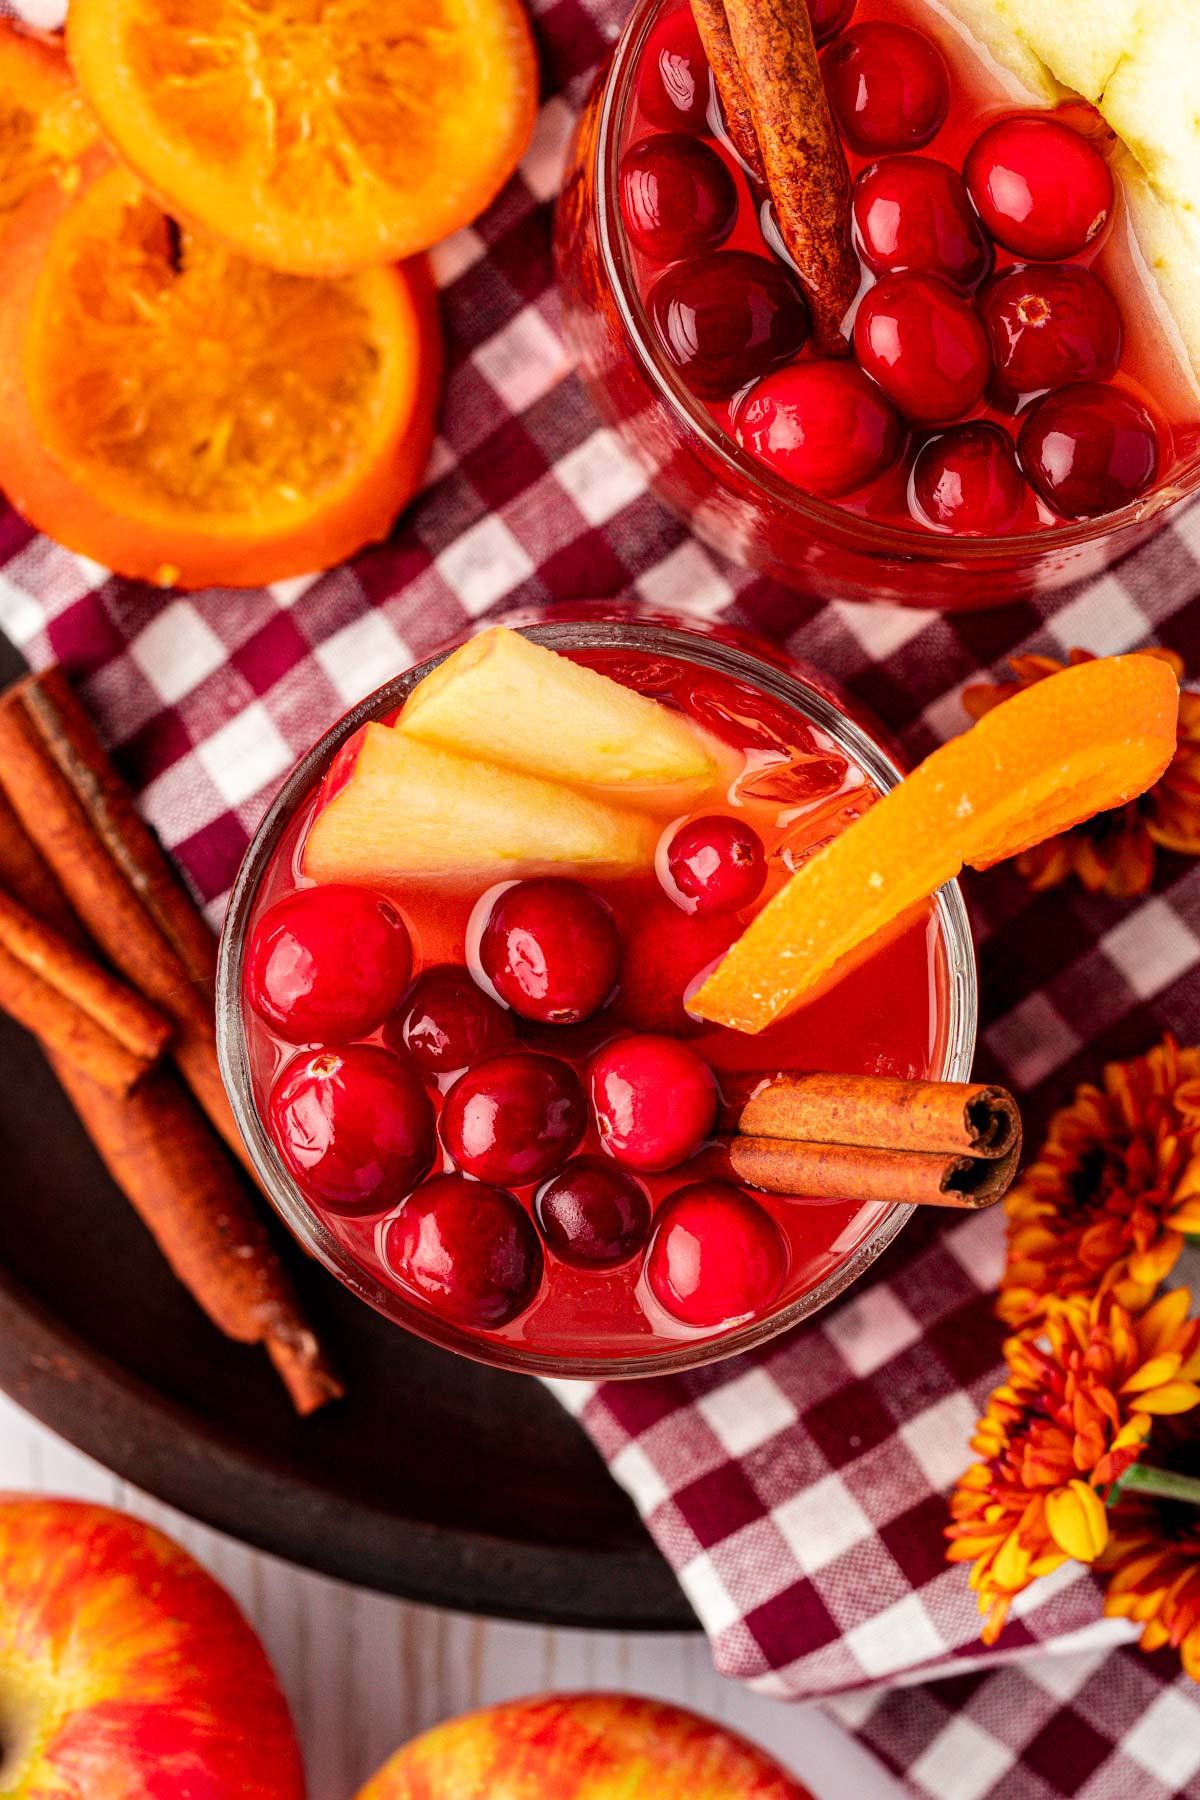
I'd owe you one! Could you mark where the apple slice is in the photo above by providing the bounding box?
[398,626,720,809]
[303,724,653,886]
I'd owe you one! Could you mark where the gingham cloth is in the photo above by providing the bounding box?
[5,3,1200,1795]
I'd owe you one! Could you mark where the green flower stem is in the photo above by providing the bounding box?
[1115,1464,1200,1506]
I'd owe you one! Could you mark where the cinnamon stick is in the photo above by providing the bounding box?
[719,1069,1022,1211]
[700,0,860,352]
[0,889,171,1094]
[0,788,341,1415]
[689,0,765,179]
[0,671,253,1175]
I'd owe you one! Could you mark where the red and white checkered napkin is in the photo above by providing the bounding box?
[5,1,1200,1793]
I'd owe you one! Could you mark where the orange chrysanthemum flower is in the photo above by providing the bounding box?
[963,647,1200,897]
[1000,1037,1200,1332]
[1100,1418,1200,1681]
[946,1288,1200,1645]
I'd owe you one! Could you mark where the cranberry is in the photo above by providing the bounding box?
[649,250,809,399]
[964,117,1114,261]
[665,814,766,914]
[980,265,1122,397]
[808,0,856,45]
[912,422,1026,534]
[853,157,989,289]
[736,361,904,497]
[441,1051,586,1186]
[854,272,990,424]
[646,1182,787,1327]
[393,965,514,1073]
[636,6,710,132]
[247,885,411,1044]
[479,878,620,1024]
[386,1175,542,1329]
[590,1034,717,1173]
[1018,381,1160,519]
[268,1046,434,1214]
[620,135,737,264]
[612,891,740,1036]
[535,1157,651,1267]
[824,23,949,154]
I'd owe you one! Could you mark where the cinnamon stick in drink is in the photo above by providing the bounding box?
[689,0,765,179]
[718,1069,1022,1210]
[0,671,252,1174]
[0,890,171,1095]
[697,0,860,352]
[0,788,341,1415]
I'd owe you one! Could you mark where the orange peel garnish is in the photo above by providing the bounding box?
[692,653,1181,1035]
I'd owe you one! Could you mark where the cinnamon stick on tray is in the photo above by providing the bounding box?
[718,1071,1022,1210]
[0,671,254,1176]
[0,780,341,1416]
[691,0,860,351]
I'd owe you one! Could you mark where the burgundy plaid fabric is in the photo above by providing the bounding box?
[4,3,1200,1795]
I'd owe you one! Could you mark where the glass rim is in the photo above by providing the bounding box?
[217,618,979,1380]
[590,0,1200,563]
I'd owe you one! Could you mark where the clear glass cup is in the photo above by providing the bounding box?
[216,616,978,1378]
[554,0,1200,609]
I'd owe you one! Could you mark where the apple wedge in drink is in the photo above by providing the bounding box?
[398,625,723,809]
[303,724,654,886]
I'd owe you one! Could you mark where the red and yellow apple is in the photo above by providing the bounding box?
[0,1495,305,1800]
[355,1693,812,1799]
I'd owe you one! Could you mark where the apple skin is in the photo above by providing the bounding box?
[355,1693,812,1799]
[0,1495,305,1800]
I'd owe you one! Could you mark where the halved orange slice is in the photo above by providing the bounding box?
[693,654,1181,1034]
[0,23,96,231]
[0,153,442,589]
[66,0,539,277]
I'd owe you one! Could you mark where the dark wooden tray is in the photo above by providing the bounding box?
[0,639,692,1632]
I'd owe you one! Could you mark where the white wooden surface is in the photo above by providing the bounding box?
[0,1387,905,1800]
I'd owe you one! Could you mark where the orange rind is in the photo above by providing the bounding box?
[0,155,443,589]
[692,653,1181,1034]
[0,22,96,232]
[66,0,540,277]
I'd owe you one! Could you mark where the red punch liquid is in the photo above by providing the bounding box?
[241,642,952,1363]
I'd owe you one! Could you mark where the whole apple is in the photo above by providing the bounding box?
[356,1693,812,1798]
[0,1495,305,1800]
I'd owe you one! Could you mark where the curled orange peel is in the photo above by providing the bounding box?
[692,653,1181,1035]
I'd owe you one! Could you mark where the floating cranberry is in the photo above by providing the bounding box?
[854,271,990,424]
[980,265,1122,397]
[736,361,904,497]
[1018,382,1160,519]
[666,814,766,914]
[612,891,740,1036]
[247,885,411,1044]
[268,1046,434,1214]
[386,1174,543,1329]
[649,249,809,399]
[442,1051,586,1186]
[912,422,1026,534]
[393,965,514,1074]
[590,1034,717,1173]
[646,1182,787,1327]
[824,23,949,154]
[853,156,989,289]
[479,878,620,1025]
[535,1157,651,1267]
[636,5,710,132]
[807,0,856,45]
[964,116,1114,261]
[620,135,738,263]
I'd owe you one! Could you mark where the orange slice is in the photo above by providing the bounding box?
[0,154,442,590]
[0,23,96,232]
[693,654,1181,1035]
[66,0,539,277]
